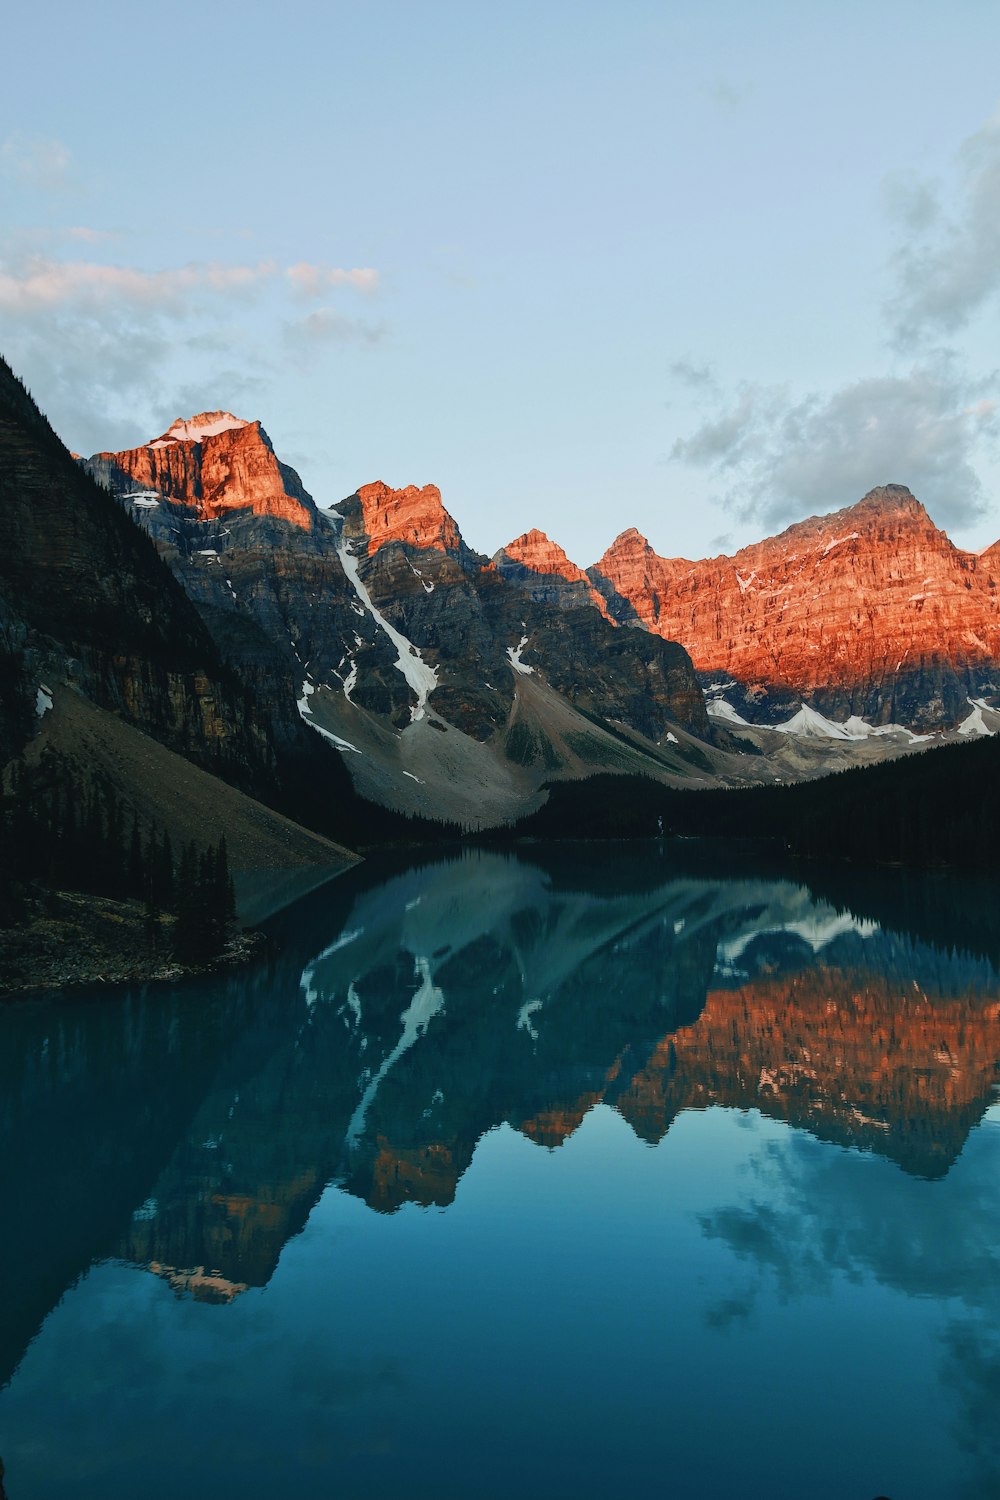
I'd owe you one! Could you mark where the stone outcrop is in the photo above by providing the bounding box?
[590,486,1000,727]
[91,413,315,529]
[351,480,463,555]
[493,528,613,620]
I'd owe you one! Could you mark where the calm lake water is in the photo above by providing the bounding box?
[2,844,1000,1500]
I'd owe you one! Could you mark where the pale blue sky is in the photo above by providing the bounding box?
[3,0,1000,564]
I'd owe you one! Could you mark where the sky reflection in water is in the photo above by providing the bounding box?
[1,845,999,1499]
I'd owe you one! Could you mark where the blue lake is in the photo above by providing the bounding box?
[1,845,999,1499]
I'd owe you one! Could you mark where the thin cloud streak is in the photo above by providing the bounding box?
[286,263,379,296]
[0,257,277,311]
[0,255,380,313]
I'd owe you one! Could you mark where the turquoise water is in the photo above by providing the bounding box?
[2,845,999,1499]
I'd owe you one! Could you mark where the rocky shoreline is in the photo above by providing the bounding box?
[0,889,268,997]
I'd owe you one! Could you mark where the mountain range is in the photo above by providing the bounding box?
[81,403,1000,822]
[4,353,1000,859]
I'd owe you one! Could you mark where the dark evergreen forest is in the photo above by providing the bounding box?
[0,750,236,962]
[498,735,1000,872]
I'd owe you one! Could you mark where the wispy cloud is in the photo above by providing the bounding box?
[887,111,1000,346]
[0,133,72,189]
[0,255,278,311]
[669,356,718,392]
[285,306,387,347]
[671,359,999,533]
[0,242,384,452]
[704,78,753,111]
[65,226,121,244]
[286,262,379,297]
[669,109,1000,536]
[0,254,380,313]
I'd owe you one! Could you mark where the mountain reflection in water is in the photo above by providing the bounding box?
[2,845,1000,1499]
[2,848,999,1372]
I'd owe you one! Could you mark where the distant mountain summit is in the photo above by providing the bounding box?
[493,529,613,620]
[90,413,315,528]
[586,484,1000,728]
[350,480,465,555]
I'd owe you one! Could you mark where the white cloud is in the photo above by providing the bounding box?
[0,240,386,454]
[670,109,1000,539]
[64,226,119,244]
[0,255,278,312]
[668,356,718,392]
[286,262,379,297]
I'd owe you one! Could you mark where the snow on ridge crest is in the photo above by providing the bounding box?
[158,412,250,445]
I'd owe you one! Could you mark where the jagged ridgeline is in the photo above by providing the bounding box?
[80,409,733,834]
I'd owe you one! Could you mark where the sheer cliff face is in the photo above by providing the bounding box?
[352,480,463,555]
[590,486,1000,726]
[95,413,315,529]
[493,528,613,620]
[0,364,278,779]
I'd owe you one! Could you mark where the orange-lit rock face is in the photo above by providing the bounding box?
[354,480,463,555]
[497,528,613,620]
[100,413,313,529]
[592,487,1000,714]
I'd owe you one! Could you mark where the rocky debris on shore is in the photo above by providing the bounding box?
[0,889,267,997]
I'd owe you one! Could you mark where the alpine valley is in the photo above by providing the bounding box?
[5,352,1000,880]
[80,397,1000,824]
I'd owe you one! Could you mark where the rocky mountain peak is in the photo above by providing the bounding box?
[353,480,463,555]
[594,527,658,575]
[821,483,931,530]
[494,528,612,620]
[92,416,315,529]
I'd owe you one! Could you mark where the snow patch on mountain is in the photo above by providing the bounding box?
[771,704,863,741]
[820,531,859,557]
[508,636,534,676]
[296,678,361,753]
[957,698,998,737]
[707,698,751,726]
[161,413,249,445]
[335,534,438,722]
